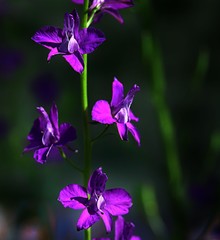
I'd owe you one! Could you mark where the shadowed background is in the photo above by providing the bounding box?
[1,0,220,239]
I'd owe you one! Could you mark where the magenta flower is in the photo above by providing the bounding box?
[31,9,105,73]
[115,216,141,240]
[72,0,134,23]
[58,167,132,232]
[93,216,141,240]
[92,77,140,145]
[24,103,76,164]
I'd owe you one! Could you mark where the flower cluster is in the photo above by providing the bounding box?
[25,0,141,239]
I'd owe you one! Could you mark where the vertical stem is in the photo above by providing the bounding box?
[84,227,91,240]
[81,53,91,185]
[81,0,91,239]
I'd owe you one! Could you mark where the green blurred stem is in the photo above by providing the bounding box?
[59,148,83,173]
[81,53,92,184]
[81,0,92,239]
[141,185,165,238]
[142,31,184,201]
[192,49,209,93]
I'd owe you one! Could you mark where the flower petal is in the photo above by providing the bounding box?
[77,208,100,230]
[98,209,112,233]
[63,52,84,74]
[103,188,132,216]
[131,236,141,240]
[71,9,80,38]
[116,123,128,141]
[63,13,74,34]
[104,0,134,10]
[115,216,124,240]
[33,146,50,164]
[58,184,87,209]
[115,215,136,239]
[58,123,77,145]
[124,84,140,109]
[47,47,60,61]
[111,78,124,109]
[37,106,55,146]
[92,100,115,124]
[72,0,84,4]
[49,103,60,140]
[79,28,105,54]
[88,167,108,196]
[101,9,124,23]
[31,26,62,50]
[68,36,80,53]
[93,238,110,240]
[24,119,42,152]
[37,106,51,130]
[129,110,139,122]
[126,122,140,146]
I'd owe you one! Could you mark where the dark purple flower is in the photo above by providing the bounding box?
[92,77,140,145]
[115,216,141,240]
[72,0,134,24]
[93,216,141,240]
[58,167,132,232]
[23,103,76,164]
[31,9,105,74]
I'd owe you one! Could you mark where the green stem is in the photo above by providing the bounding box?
[59,148,83,173]
[86,9,97,27]
[91,125,110,143]
[81,1,92,239]
[84,227,91,240]
[81,53,92,184]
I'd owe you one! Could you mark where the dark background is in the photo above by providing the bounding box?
[1,0,220,239]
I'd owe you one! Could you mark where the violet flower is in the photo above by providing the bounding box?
[72,0,134,24]
[93,216,141,240]
[115,216,141,240]
[24,103,76,164]
[92,77,140,145]
[58,167,132,232]
[31,9,105,74]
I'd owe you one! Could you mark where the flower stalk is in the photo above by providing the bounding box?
[81,0,92,238]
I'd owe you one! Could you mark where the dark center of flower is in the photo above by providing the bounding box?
[59,14,79,54]
[87,193,105,215]
[42,125,59,146]
[112,84,140,124]
[114,107,129,124]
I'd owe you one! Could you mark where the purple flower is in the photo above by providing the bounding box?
[58,167,132,232]
[24,103,76,164]
[31,9,105,74]
[93,216,141,240]
[92,77,140,145]
[115,216,141,240]
[72,0,134,24]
